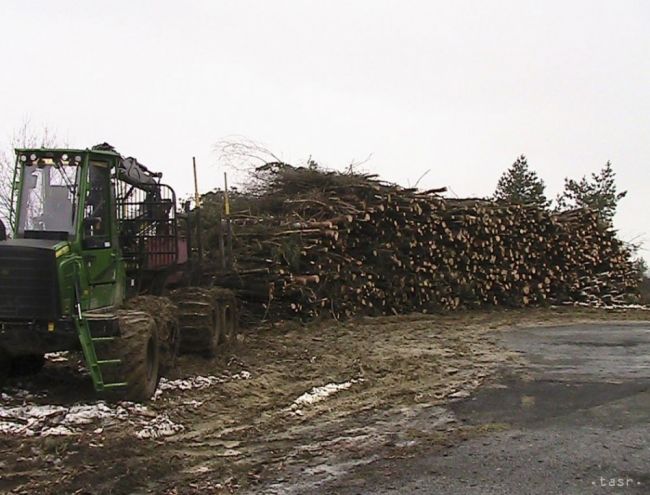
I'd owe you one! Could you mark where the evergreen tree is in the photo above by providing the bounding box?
[493,155,549,208]
[556,161,626,225]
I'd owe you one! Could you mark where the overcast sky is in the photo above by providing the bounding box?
[1,0,648,257]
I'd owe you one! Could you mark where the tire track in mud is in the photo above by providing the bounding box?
[150,314,517,492]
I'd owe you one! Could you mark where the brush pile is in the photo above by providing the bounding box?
[201,163,639,322]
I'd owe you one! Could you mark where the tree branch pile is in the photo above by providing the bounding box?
[200,163,639,322]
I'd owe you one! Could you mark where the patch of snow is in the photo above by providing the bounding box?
[0,421,32,436]
[0,372,252,439]
[0,400,178,440]
[153,371,251,399]
[603,303,650,310]
[41,425,75,436]
[558,302,650,311]
[288,379,362,415]
[44,352,69,363]
[62,403,116,425]
[135,415,184,439]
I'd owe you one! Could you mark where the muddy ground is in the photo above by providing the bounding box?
[0,307,648,494]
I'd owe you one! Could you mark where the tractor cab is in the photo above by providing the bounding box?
[0,145,191,399]
[7,146,187,303]
[1,148,124,324]
[15,151,81,241]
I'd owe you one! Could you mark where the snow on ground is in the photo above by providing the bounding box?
[0,399,172,438]
[558,302,650,311]
[153,371,251,399]
[44,352,70,363]
[136,415,185,439]
[0,372,251,439]
[289,379,362,416]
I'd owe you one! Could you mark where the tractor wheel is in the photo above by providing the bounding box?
[10,354,45,376]
[205,303,221,358]
[165,320,181,370]
[215,291,238,344]
[209,288,238,344]
[123,296,179,375]
[0,349,10,389]
[170,288,221,357]
[115,310,160,402]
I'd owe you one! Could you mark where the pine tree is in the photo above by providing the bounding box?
[493,155,549,208]
[556,161,627,225]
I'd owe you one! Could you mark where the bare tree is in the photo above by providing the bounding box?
[0,121,59,230]
[344,153,374,175]
[214,136,375,194]
[213,136,288,195]
[214,136,282,172]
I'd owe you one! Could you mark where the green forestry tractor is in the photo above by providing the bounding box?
[0,144,237,400]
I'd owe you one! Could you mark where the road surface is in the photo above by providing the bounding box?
[306,322,650,495]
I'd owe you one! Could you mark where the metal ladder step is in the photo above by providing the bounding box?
[103,382,128,389]
[97,359,122,365]
[77,315,129,392]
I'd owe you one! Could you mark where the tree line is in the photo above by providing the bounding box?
[494,154,647,280]
[493,154,627,225]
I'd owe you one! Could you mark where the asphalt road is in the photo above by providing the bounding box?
[324,322,650,495]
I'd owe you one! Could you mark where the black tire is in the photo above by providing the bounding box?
[220,297,238,344]
[123,296,179,375]
[10,354,45,376]
[170,288,221,357]
[0,349,10,389]
[209,288,238,345]
[115,310,160,402]
[165,320,181,370]
[207,303,222,357]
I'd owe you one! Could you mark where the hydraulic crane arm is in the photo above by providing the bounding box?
[92,142,162,188]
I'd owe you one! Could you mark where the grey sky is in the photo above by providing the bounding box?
[1,0,648,256]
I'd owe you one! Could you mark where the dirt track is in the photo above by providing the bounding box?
[0,307,648,494]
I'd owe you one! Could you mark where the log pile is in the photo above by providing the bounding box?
[200,163,639,322]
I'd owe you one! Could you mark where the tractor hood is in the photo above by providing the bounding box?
[0,238,67,251]
[0,238,64,320]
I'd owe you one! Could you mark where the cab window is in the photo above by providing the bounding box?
[83,161,111,248]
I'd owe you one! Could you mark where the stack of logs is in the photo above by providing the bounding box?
[200,163,639,322]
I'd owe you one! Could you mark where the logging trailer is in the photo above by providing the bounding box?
[0,144,236,400]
